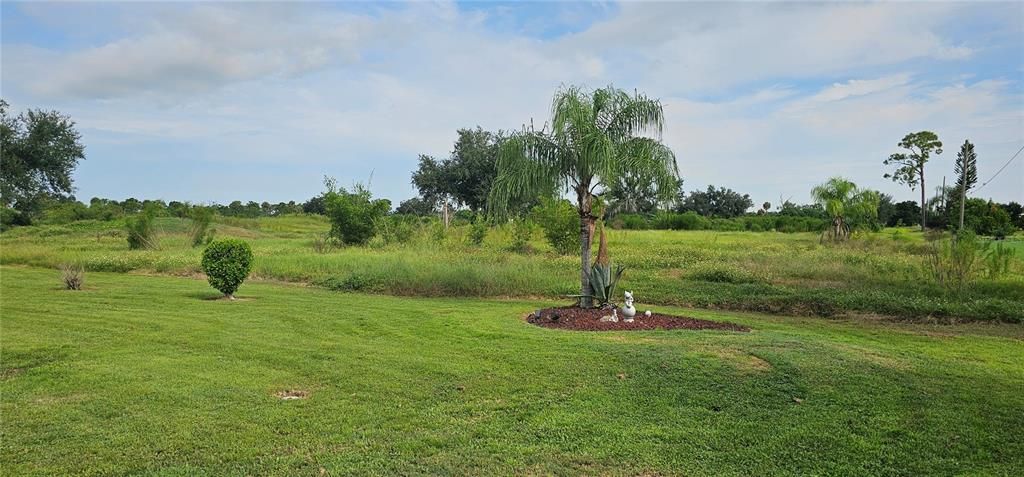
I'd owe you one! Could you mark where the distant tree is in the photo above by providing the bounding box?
[953,140,978,231]
[890,201,922,227]
[962,199,1015,238]
[778,201,827,219]
[0,100,86,224]
[410,128,523,215]
[490,85,678,307]
[810,177,880,241]
[927,184,957,230]
[302,195,326,215]
[1001,202,1023,229]
[122,198,143,214]
[167,201,190,218]
[604,168,667,216]
[884,131,942,230]
[448,127,502,212]
[677,185,752,218]
[876,193,895,227]
[395,197,435,216]
[410,154,454,213]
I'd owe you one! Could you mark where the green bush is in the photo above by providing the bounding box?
[200,239,254,298]
[509,218,534,253]
[531,198,579,255]
[324,184,391,245]
[652,212,708,230]
[468,217,488,246]
[374,215,418,246]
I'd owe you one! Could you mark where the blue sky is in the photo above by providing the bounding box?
[2,1,1022,206]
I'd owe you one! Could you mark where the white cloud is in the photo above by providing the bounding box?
[1,1,1021,204]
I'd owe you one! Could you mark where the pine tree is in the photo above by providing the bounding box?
[954,140,978,231]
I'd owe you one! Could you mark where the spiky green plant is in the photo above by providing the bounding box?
[587,224,625,307]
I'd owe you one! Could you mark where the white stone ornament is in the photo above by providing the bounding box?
[622,291,637,322]
[600,309,619,322]
[644,310,652,317]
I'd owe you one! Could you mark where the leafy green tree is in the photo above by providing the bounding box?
[676,185,753,218]
[962,199,1014,238]
[889,200,921,227]
[395,197,435,216]
[884,131,942,230]
[1001,201,1023,229]
[605,168,668,216]
[810,177,879,242]
[876,193,894,227]
[411,128,525,213]
[410,154,454,213]
[954,140,978,231]
[0,100,86,224]
[490,85,678,307]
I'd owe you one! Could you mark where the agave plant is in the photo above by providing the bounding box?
[587,224,625,307]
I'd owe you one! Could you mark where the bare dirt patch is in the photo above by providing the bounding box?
[274,389,310,400]
[527,306,749,332]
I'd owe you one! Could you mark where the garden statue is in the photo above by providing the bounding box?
[622,291,637,322]
[600,309,619,322]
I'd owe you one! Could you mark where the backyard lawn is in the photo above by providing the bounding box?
[2,266,1022,475]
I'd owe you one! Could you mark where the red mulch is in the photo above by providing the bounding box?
[526,306,750,332]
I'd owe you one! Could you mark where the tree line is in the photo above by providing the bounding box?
[2,95,1021,238]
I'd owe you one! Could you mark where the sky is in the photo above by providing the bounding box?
[2,1,1022,207]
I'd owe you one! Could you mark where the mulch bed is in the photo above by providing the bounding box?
[526,306,750,332]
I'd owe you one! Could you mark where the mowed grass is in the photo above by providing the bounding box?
[2,266,1023,475]
[2,215,1022,321]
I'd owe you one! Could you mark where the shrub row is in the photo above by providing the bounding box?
[611,212,827,233]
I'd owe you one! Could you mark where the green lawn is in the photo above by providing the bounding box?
[2,266,1022,475]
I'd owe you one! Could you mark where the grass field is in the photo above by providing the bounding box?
[1,215,1022,321]
[2,266,1022,475]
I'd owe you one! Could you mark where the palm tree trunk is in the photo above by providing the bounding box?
[576,185,594,308]
[579,215,593,308]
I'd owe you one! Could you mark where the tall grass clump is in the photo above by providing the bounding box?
[126,206,159,250]
[189,206,215,247]
[984,242,1014,279]
[59,263,84,290]
[928,232,983,294]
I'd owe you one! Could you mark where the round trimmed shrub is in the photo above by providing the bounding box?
[201,239,254,299]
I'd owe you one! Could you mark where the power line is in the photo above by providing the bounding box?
[975,144,1024,192]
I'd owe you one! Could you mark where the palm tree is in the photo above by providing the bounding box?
[811,177,879,242]
[490,85,678,307]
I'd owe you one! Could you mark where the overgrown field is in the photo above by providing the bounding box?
[1,215,1022,321]
[2,267,1022,475]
